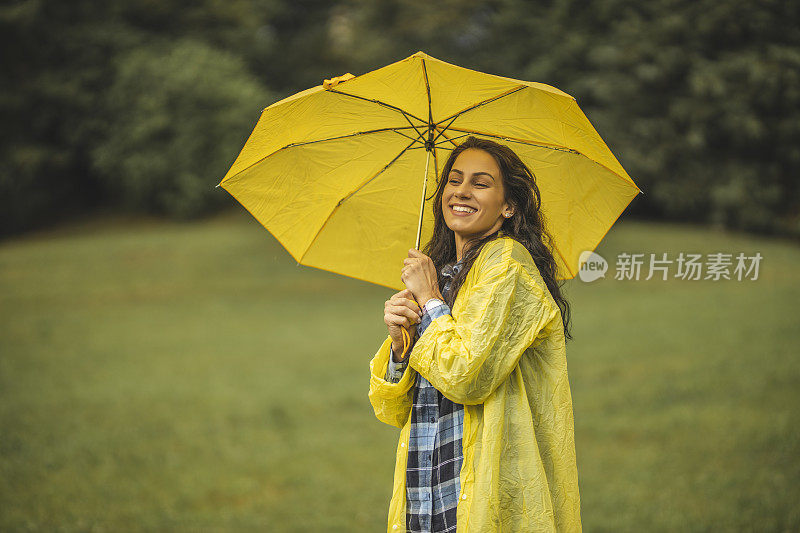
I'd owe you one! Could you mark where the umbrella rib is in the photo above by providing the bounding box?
[435,132,471,148]
[422,59,433,133]
[443,128,581,154]
[432,122,460,148]
[550,239,574,280]
[222,126,422,186]
[432,116,460,146]
[434,86,527,128]
[409,130,463,152]
[399,111,428,144]
[325,88,428,127]
[403,113,432,142]
[393,128,427,144]
[282,126,422,150]
[431,87,636,188]
[298,139,417,264]
[444,127,638,189]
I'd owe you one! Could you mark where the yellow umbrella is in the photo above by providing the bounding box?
[217,50,642,290]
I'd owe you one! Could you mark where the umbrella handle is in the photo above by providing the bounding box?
[398,296,422,361]
[399,324,411,361]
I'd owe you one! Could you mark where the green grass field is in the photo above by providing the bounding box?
[1,210,798,532]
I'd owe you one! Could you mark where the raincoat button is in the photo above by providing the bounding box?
[400,442,405,447]
[393,525,398,530]
[461,494,467,500]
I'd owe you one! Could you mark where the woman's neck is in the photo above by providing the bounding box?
[454,229,505,262]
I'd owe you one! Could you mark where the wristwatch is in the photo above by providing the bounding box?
[423,298,445,315]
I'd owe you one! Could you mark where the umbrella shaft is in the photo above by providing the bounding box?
[415,149,432,251]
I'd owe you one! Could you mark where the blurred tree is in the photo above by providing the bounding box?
[0,0,136,235]
[1,0,798,236]
[91,38,268,218]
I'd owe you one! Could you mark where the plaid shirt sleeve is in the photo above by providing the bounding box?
[419,298,450,330]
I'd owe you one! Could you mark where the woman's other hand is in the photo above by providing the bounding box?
[384,289,423,361]
[401,249,444,306]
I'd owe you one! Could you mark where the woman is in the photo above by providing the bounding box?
[368,136,582,532]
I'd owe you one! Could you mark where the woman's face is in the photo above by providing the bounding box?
[441,148,511,247]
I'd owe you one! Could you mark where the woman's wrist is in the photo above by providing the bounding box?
[391,343,408,363]
[420,291,445,308]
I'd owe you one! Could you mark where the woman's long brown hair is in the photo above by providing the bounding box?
[422,136,573,342]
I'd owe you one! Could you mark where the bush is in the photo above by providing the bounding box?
[92,38,269,218]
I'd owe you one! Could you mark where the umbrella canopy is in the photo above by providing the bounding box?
[217,50,642,290]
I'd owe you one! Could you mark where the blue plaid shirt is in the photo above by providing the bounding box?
[384,260,465,533]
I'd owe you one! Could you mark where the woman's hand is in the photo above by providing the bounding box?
[384,289,423,361]
[401,249,444,306]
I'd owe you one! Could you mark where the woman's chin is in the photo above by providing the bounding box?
[445,220,470,234]
[447,223,478,238]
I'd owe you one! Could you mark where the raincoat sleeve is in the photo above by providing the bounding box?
[368,335,417,429]
[408,242,558,405]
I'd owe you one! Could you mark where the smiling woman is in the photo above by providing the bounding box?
[370,136,581,532]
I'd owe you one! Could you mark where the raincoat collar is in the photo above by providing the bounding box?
[444,233,505,280]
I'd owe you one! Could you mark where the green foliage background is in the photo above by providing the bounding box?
[92,39,267,217]
[2,0,798,236]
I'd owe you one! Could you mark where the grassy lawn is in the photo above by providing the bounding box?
[1,210,798,531]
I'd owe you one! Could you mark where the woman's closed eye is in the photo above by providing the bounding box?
[448,179,489,188]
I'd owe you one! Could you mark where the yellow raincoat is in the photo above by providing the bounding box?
[368,236,582,532]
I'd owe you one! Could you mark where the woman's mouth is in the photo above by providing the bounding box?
[451,205,478,217]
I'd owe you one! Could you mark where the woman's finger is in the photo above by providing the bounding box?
[388,295,422,315]
[387,304,421,323]
[391,303,421,320]
[385,312,415,329]
[389,291,420,306]
[398,297,422,315]
[389,291,408,303]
